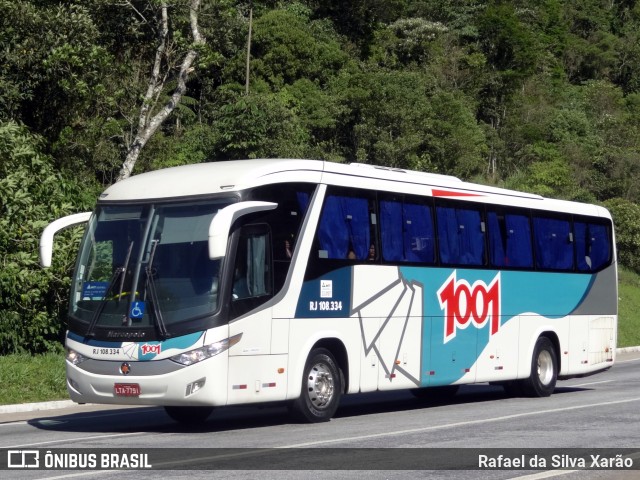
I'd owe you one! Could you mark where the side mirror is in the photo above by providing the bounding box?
[208,201,277,259]
[40,212,92,267]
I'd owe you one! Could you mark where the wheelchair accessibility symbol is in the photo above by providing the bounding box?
[130,301,145,319]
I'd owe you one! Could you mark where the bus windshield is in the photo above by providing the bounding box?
[69,199,234,337]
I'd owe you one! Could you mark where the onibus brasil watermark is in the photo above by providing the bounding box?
[6,450,151,470]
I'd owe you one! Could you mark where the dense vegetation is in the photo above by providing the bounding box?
[2,0,640,354]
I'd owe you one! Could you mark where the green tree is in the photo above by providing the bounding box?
[338,69,486,175]
[206,85,309,160]
[604,198,640,273]
[0,1,111,142]
[245,6,350,90]
[202,4,353,161]
[368,17,449,68]
[614,8,640,93]
[562,0,620,84]
[116,0,207,181]
[0,122,95,354]
[306,0,408,56]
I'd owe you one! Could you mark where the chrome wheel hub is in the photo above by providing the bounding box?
[306,362,335,409]
[537,350,554,386]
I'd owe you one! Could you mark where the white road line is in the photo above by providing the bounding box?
[507,471,577,479]
[506,448,640,479]
[616,357,640,363]
[1,431,146,449]
[13,397,640,480]
[283,396,640,447]
[0,421,28,427]
[5,397,640,451]
[24,472,108,480]
[6,397,640,479]
[569,380,612,387]
[0,407,159,428]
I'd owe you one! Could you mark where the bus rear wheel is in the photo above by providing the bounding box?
[164,405,214,424]
[291,348,342,423]
[521,336,558,397]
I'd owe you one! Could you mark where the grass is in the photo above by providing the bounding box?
[1,267,640,406]
[617,266,640,348]
[0,352,67,405]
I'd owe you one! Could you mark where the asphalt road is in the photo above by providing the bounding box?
[1,351,639,480]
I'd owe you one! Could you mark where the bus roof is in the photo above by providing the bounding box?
[98,159,610,218]
[100,159,321,201]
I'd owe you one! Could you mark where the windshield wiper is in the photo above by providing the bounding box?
[145,239,169,339]
[85,241,134,338]
[116,241,134,302]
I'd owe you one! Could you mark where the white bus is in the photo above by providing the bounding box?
[40,159,617,423]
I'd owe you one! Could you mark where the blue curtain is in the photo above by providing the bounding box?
[296,191,310,214]
[575,222,609,271]
[437,206,484,265]
[487,212,505,266]
[487,212,533,267]
[533,217,573,270]
[404,202,435,263]
[380,200,435,263]
[488,212,533,268]
[506,214,533,267]
[380,200,403,261]
[318,195,370,259]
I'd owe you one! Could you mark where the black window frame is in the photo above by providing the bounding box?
[378,192,437,265]
[305,186,614,277]
[434,198,487,268]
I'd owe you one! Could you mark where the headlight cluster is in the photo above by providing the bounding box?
[66,348,89,365]
[170,333,242,366]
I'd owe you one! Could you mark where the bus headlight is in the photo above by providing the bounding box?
[170,333,242,366]
[66,348,89,365]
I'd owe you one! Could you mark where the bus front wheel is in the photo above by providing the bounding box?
[291,348,342,423]
[521,337,558,397]
[164,405,214,424]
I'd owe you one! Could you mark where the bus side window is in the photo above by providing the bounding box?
[487,209,533,268]
[380,195,435,264]
[575,220,611,271]
[271,191,310,261]
[533,215,573,271]
[249,183,315,293]
[436,203,485,266]
[230,225,272,318]
[317,192,373,260]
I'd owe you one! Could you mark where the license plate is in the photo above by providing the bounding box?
[114,383,140,397]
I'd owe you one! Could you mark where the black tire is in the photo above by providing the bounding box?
[290,348,342,423]
[410,385,459,401]
[520,336,558,397]
[164,405,214,424]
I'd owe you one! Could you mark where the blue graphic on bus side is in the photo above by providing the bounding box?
[295,266,596,387]
[295,268,352,318]
[401,267,593,386]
